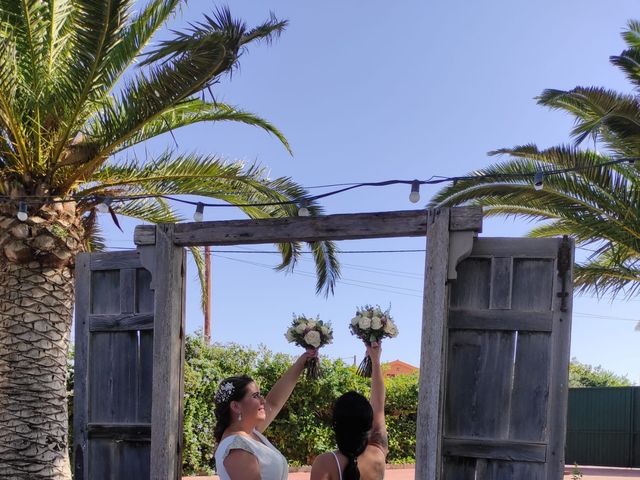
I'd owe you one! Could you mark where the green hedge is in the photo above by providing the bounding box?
[182,334,418,475]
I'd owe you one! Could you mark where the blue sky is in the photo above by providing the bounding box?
[106,0,640,382]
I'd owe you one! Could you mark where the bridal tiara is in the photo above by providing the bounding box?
[215,381,235,404]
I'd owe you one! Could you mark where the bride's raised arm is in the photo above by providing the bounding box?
[257,348,318,432]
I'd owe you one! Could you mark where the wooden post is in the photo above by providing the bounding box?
[148,225,186,480]
[415,208,450,479]
[204,246,211,344]
[547,236,574,478]
[73,253,91,480]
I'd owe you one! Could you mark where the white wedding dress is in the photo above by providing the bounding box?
[215,429,288,480]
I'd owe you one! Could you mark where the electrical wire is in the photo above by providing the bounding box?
[210,253,424,298]
[3,156,639,208]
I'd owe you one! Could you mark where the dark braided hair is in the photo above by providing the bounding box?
[332,391,373,480]
[213,375,254,443]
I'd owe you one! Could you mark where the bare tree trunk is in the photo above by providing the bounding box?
[0,260,74,479]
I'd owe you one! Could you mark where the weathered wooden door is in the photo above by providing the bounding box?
[73,250,155,479]
[442,237,573,479]
[74,226,186,480]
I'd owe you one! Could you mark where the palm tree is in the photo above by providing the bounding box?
[0,2,338,478]
[430,20,640,301]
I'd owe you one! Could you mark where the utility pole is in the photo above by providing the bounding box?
[204,246,211,344]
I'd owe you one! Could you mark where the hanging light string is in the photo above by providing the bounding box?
[2,155,638,222]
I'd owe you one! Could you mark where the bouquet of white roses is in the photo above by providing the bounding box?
[285,314,333,379]
[349,305,398,377]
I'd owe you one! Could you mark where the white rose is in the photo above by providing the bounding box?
[295,323,306,334]
[307,319,317,328]
[358,316,372,330]
[371,316,382,330]
[351,316,360,326]
[320,325,329,336]
[285,329,296,341]
[384,320,398,337]
[304,330,321,348]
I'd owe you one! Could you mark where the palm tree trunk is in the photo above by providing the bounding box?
[0,261,74,479]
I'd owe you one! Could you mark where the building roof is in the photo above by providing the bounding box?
[383,359,419,378]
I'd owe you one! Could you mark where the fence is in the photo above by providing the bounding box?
[565,387,640,468]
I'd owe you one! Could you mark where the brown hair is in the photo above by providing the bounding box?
[213,375,254,443]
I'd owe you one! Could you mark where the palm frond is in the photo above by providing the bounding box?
[307,240,341,297]
[48,0,133,170]
[611,20,640,90]
[431,143,640,266]
[622,20,640,50]
[188,246,207,313]
[537,87,640,152]
[80,153,268,197]
[526,219,597,242]
[574,257,640,299]
[0,1,77,175]
[35,0,182,175]
[610,47,640,91]
[140,7,286,66]
[0,20,29,170]
[99,0,185,95]
[81,152,339,295]
[90,99,291,155]
[112,196,182,223]
[59,8,287,191]
[81,209,106,251]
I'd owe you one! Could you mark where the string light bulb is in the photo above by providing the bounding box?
[193,202,204,222]
[96,197,113,213]
[533,171,544,191]
[16,201,28,221]
[409,180,421,203]
[298,199,310,217]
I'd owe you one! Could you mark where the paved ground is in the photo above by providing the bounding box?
[184,465,640,479]
[568,467,640,479]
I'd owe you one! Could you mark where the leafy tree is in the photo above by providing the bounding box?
[429,20,640,299]
[0,3,339,478]
[569,359,632,387]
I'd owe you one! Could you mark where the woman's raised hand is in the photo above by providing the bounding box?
[366,340,381,364]
[302,347,319,360]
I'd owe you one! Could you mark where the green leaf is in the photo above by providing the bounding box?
[90,99,292,155]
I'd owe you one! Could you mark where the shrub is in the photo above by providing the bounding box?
[181,334,419,474]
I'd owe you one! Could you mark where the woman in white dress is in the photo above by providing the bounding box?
[214,349,318,480]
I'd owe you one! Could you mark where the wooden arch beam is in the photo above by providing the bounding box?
[134,207,482,246]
